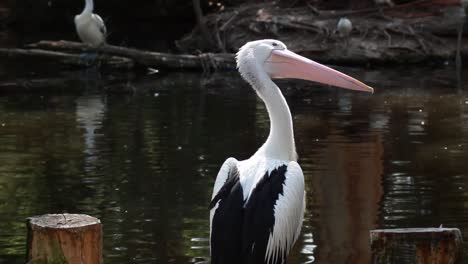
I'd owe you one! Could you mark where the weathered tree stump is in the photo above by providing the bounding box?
[26,214,102,264]
[370,228,463,264]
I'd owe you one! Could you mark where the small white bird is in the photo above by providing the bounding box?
[74,0,107,46]
[375,0,395,7]
[337,17,353,37]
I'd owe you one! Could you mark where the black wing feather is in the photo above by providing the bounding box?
[210,166,244,264]
[242,165,287,264]
[210,165,288,264]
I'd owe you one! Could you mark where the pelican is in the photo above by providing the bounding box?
[74,0,107,46]
[209,39,373,264]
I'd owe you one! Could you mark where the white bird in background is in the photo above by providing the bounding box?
[375,0,395,7]
[74,0,107,46]
[209,39,373,264]
[337,17,353,37]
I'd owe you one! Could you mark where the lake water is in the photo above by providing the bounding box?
[0,63,467,264]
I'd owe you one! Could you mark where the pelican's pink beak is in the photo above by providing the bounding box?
[265,49,374,93]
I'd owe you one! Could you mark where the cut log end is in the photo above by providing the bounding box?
[370,228,463,264]
[27,214,102,264]
[28,213,101,229]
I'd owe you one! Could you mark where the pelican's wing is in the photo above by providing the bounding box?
[265,161,305,264]
[92,14,107,36]
[242,162,305,264]
[209,157,243,264]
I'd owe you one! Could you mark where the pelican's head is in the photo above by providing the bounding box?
[236,39,373,93]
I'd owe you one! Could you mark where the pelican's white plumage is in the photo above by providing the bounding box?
[264,161,305,263]
[209,39,373,264]
[74,0,106,46]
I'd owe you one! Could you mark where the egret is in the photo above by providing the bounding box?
[74,0,107,46]
[209,39,373,264]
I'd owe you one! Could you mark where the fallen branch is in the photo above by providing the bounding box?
[0,48,134,69]
[25,40,236,71]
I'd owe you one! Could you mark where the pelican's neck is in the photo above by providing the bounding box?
[251,70,297,161]
[83,0,94,14]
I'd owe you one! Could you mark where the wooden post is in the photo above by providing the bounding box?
[26,214,102,264]
[370,228,463,264]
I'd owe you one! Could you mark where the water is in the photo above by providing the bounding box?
[0,64,468,264]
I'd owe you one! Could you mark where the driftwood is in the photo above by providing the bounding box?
[23,41,236,71]
[0,48,134,69]
[177,2,468,64]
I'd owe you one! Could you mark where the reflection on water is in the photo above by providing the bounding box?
[76,96,106,161]
[0,66,468,264]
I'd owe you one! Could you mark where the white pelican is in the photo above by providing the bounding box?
[209,39,373,264]
[74,0,107,46]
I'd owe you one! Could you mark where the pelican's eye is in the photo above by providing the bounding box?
[272,42,278,47]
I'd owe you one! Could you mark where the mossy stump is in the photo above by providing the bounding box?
[370,228,463,264]
[26,214,102,264]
